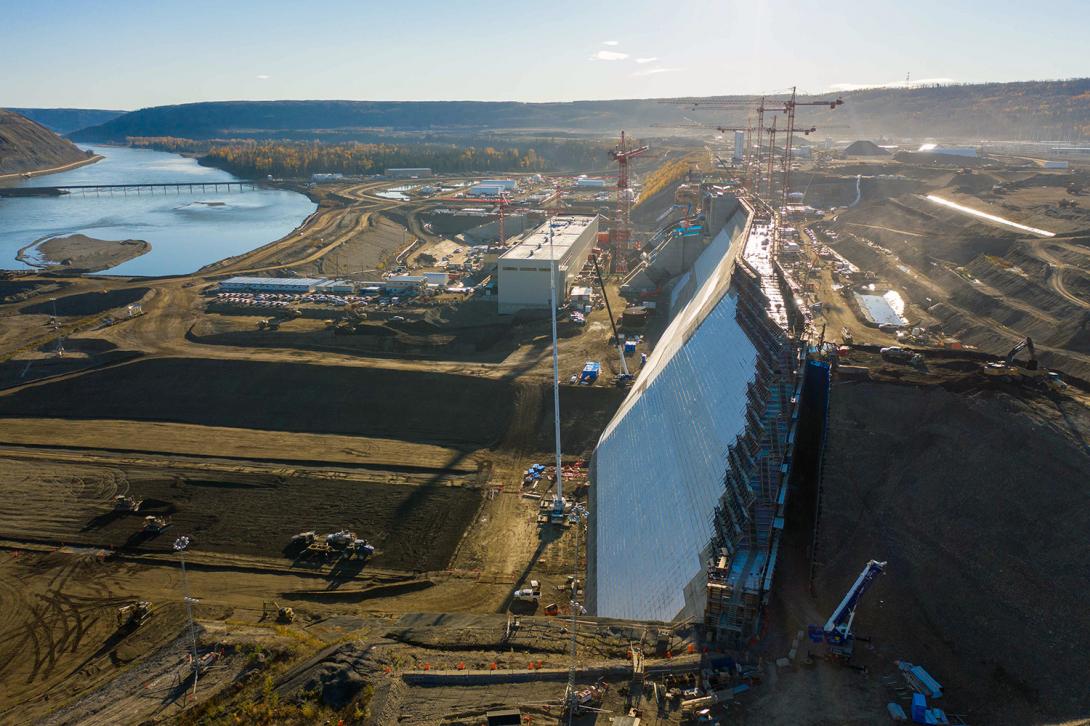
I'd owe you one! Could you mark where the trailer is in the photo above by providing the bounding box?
[579,361,601,384]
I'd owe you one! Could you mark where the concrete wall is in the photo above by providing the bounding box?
[588,199,756,621]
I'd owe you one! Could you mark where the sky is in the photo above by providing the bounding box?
[3,0,1089,110]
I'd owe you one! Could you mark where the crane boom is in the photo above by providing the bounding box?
[823,559,886,641]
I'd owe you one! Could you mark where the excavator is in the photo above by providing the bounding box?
[983,337,1066,390]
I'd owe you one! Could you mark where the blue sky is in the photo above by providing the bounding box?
[4,0,1089,109]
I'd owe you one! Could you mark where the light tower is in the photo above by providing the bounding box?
[547,208,566,521]
[608,131,649,272]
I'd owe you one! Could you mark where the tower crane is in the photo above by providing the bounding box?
[608,131,649,272]
[661,92,843,216]
[808,559,886,659]
[779,87,845,215]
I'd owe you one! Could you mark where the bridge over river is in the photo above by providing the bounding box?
[0,180,259,197]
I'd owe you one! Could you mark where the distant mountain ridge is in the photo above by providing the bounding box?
[0,109,92,175]
[68,79,1090,143]
[9,108,125,134]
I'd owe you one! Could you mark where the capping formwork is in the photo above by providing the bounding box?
[703,229,800,645]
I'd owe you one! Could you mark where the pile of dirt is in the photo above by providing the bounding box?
[842,140,888,157]
[276,643,375,709]
[817,381,1090,725]
[19,287,148,316]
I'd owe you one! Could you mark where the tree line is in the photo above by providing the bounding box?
[126,137,617,177]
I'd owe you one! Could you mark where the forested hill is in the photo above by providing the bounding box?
[0,109,92,175]
[68,79,1090,142]
[9,108,124,134]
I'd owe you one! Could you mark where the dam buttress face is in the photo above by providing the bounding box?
[590,201,807,643]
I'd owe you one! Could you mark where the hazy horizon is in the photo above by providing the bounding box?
[4,0,1089,110]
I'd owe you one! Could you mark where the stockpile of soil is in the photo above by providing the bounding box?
[0,358,513,448]
[20,287,148,316]
[842,140,888,157]
[818,381,1090,725]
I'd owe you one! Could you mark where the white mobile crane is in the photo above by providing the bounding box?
[808,559,886,660]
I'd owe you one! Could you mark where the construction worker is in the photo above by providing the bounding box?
[640,352,648,369]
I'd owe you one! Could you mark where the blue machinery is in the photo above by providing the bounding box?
[808,559,887,657]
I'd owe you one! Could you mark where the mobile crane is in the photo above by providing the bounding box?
[590,253,633,387]
[808,559,886,660]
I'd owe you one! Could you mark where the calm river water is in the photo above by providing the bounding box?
[0,145,316,276]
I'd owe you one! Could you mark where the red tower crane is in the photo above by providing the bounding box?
[608,131,649,263]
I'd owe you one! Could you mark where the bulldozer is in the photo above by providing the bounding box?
[117,601,151,631]
[114,495,143,513]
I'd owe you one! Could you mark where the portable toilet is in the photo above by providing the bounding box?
[580,361,601,384]
[623,339,637,356]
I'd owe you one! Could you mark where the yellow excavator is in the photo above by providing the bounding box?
[983,337,1066,390]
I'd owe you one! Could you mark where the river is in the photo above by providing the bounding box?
[0,145,317,276]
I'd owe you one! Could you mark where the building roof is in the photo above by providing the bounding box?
[221,276,325,287]
[500,216,596,263]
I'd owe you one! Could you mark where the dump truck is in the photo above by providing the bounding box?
[325,530,356,549]
[114,495,143,513]
[142,515,170,534]
[513,580,541,602]
[117,601,151,631]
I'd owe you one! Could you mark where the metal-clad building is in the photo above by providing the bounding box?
[480,179,517,190]
[496,216,599,314]
[219,277,325,293]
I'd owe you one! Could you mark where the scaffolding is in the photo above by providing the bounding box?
[704,221,801,644]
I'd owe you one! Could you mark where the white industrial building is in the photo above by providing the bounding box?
[470,184,507,197]
[313,279,356,294]
[219,277,326,293]
[481,179,517,191]
[575,177,607,188]
[496,215,599,314]
[917,143,978,158]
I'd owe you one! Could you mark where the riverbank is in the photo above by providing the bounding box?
[17,234,150,273]
[0,154,103,185]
